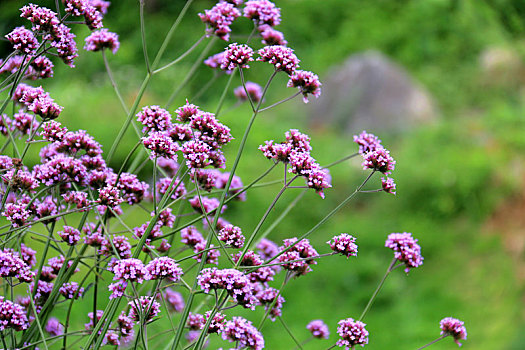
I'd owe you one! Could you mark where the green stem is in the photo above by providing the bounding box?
[416,335,448,350]
[358,257,397,321]
[279,316,303,350]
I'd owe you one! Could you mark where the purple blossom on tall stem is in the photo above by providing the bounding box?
[110,258,148,283]
[353,131,382,154]
[221,43,254,71]
[45,317,64,336]
[198,2,241,41]
[221,316,265,350]
[128,296,161,322]
[58,225,81,245]
[136,105,172,133]
[146,257,183,282]
[189,195,225,215]
[307,319,330,339]
[41,120,68,142]
[278,237,319,275]
[6,26,38,55]
[385,232,423,273]
[234,81,263,103]
[84,28,120,54]
[259,25,287,46]
[2,202,31,228]
[336,318,369,348]
[440,317,467,346]
[328,234,358,258]
[381,177,396,195]
[244,0,281,26]
[175,100,200,122]
[204,52,233,74]
[197,268,257,309]
[97,185,123,208]
[287,70,322,103]
[218,224,245,248]
[165,288,185,312]
[0,297,29,331]
[362,147,396,175]
[59,282,84,299]
[142,131,179,160]
[258,45,300,75]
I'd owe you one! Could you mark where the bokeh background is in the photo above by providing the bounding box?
[1,0,525,348]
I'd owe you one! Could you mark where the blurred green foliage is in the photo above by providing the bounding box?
[1,0,525,349]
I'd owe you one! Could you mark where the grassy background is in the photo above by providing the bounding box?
[1,0,525,348]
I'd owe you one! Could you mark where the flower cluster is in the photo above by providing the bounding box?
[221,316,265,350]
[385,232,424,273]
[234,81,263,103]
[84,29,120,54]
[197,268,257,309]
[336,318,369,348]
[259,129,331,197]
[307,319,330,339]
[221,43,254,71]
[198,2,241,41]
[328,233,358,258]
[278,237,319,276]
[0,297,29,331]
[440,317,467,346]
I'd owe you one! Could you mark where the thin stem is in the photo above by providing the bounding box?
[258,91,301,113]
[140,0,151,72]
[417,335,448,350]
[102,49,129,114]
[323,153,360,168]
[215,67,238,117]
[279,316,303,350]
[358,257,397,321]
[239,67,255,112]
[153,35,206,74]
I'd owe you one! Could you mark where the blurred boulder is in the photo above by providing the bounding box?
[309,51,437,132]
[479,46,525,88]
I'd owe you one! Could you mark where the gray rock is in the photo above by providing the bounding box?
[309,51,437,132]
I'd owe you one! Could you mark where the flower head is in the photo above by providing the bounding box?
[381,177,396,195]
[287,70,322,103]
[165,288,185,312]
[6,26,38,54]
[234,81,263,103]
[58,225,81,245]
[0,297,29,331]
[111,258,148,283]
[353,131,382,154]
[328,234,358,258]
[142,131,178,160]
[307,319,330,339]
[85,30,119,54]
[146,257,183,282]
[221,43,254,71]
[222,317,265,350]
[336,318,369,348]
[128,296,160,322]
[136,105,172,133]
[244,0,281,26]
[440,317,467,346]
[362,147,395,175]
[278,237,319,275]
[199,2,241,41]
[385,232,423,273]
[258,45,299,75]
[45,317,63,336]
[218,224,245,248]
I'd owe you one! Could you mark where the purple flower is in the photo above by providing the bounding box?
[58,225,81,245]
[362,147,395,175]
[41,120,68,142]
[204,310,227,333]
[385,232,423,273]
[259,25,287,46]
[63,0,103,30]
[328,234,358,258]
[20,243,36,268]
[204,52,233,74]
[259,140,292,161]
[142,131,178,160]
[187,312,205,330]
[105,331,120,346]
[189,195,225,215]
[256,287,285,321]
[168,123,193,142]
[83,223,105,246]
[199,2,241,41]
[197,268,257,309]
[0,248,34,283]
[117,311,134,336]
[12,110,36,136]
[33,155,87,186]
[136,105,172,133]
[59,282,84,299]
[128,296,160,322]
[0,156,13,170]
[108,281,127,299]
[307,319,330,339]
[55,129,103,157]
[97,185,123,208]
[381,177,396,195]
[31,280,54,303]
[2,169,39,192]
[221,316,265,350]
[85,310,104,332]
[84,29,119,54]
[109,172,149,205]
[181,226,205,247]
[29,55,54,79]
[193,242,221,265]
[234,81,263,103]
[48,255,77,274]
[111,258,148,283]
[146,257,183,282]
[336,318,369,348]
[157,156,180,176]
[190,112,233,148]
[440,317,467,346]
[62,191,90,209]
[2,202,31,228]
[21,86,63,119]
[100,235,132,259]
[256,238,279,260]
[0,297,29,331]
[90,0,110,14]
[244,0,281,26]
[287,70,322,103]
[20,4,60,34]
[214,171,247,201]
[353,131,382,154]
[157,208,176,228]
[45,317,64,336]
[175,100,201,122]
[232,250,275,283]
[190,169,219,192]
[6,26,38,55]
[221,43,254,71]
[258,45,299,75]
[278,237,319,275]
[286,129,312,153]
[156,177,187,200]
[165,288,185,312]
[288,151,316,175]
[218,224,245,248]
